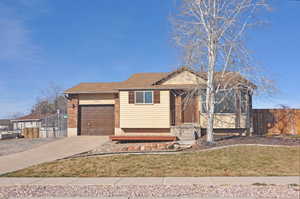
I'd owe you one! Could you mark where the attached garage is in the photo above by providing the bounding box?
[79,105,114,136]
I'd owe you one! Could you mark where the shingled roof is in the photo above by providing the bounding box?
[12,113,54,121]
[65,67,255,94]
[64,72,171,94]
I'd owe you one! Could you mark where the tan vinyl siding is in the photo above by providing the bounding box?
[78,93,115,105]
[120,91,170,128]
[162,71,205,85]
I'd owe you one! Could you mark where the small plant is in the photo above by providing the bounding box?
[167,144,175,150]
[252,182,268,186]
[288,183,300,187]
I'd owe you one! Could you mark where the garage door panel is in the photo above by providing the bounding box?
[80,105,114,136]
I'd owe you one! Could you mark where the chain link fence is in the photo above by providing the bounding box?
[40,112,67,138]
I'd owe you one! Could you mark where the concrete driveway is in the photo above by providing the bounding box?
[0,137,62,156]
[0,136,109,175]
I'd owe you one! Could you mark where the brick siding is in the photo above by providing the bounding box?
[67,96,79,129]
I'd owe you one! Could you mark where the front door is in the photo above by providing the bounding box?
[182,96,197,123]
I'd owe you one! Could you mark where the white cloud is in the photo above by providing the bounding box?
[0,18,39,62]
[0,1,46,63]
[0,1,48,118]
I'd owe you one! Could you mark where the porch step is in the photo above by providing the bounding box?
[177,140,196,145]
[171,124,201,141]
[110,136,177,141]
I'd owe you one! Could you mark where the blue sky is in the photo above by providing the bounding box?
[0,0,299,118]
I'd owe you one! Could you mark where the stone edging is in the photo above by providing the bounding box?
[64,144,299,160]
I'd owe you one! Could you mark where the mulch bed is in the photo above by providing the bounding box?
[76,135,300,158]
[189,135,300,151]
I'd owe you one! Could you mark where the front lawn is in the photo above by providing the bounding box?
[3,146,300,177]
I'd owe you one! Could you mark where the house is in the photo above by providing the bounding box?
[11,113,67,138]
[64,67,254,140]
[11,113,45,133]
[0,119,12,131]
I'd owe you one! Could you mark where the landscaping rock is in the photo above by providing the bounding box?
[0,184,298,199]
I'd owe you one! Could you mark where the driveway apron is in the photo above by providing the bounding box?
[0,136,108,175]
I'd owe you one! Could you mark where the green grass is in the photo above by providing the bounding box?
[2,146,300,177]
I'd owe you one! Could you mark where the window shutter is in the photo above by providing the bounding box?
[154,90,160,104]
[128,91,135,104]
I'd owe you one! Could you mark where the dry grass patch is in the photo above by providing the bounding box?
[3,146,300,177]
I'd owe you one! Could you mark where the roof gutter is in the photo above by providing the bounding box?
[11,119,42,122]
[118,88,171,91]
[64,91,119,94]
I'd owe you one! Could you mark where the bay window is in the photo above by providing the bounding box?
[201,90,247,113]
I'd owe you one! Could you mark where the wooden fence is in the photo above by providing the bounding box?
[253,109,300,135]
[22,128,40,138]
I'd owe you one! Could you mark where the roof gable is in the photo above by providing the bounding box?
[153,66,205,85]
[160,70,205,85]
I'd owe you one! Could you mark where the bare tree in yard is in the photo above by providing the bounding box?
[173,0,271,143]
[31,83,67,115]
[274,105,298,135]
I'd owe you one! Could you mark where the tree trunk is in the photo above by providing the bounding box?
[206,87,215,143]
[206,35,217,143]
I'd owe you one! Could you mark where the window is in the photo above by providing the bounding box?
[135,91,153,104]
[215,90,236,113]
[135,91,144,103]
[201,90,236,113]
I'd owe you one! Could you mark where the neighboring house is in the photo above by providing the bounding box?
[11,113,67,138]
[11,114,45,133]
[64,67,255,140]
[0,119,12,131]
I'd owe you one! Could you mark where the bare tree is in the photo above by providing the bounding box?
[31,83,67,115]
[274,104,298,135]
[173,0,271,143]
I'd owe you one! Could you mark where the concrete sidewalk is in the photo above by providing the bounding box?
[0,136,108,175]
[0,176,299,186]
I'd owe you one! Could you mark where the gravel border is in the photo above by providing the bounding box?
[0,184,298,198]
